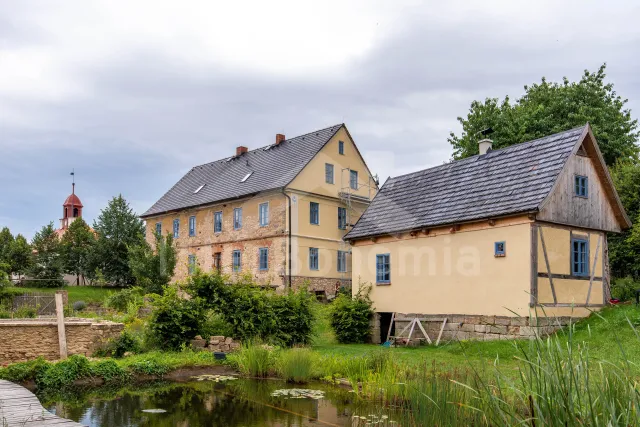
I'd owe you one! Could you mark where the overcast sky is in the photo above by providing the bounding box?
[1,1,639,238]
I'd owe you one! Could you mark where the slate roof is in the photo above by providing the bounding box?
[142,124,344,217]
[345,126,587,240]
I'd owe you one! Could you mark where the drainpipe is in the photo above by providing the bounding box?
[281,189,292,289]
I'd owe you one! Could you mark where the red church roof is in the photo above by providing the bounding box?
[63,193,83,207]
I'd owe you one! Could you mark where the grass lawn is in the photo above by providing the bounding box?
[312,302,640,374]
[6,286,121,305]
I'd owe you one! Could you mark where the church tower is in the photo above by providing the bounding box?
[60,182,83,230]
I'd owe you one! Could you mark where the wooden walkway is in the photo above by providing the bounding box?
[0,380,86,426]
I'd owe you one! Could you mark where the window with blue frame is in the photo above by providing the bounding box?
[155,222,162,235]
[575,175,588,197]
[173,219,180,238]
[259,248,269,270]
[214,211,222,233]
[337,250,347,273]
[325,163,334,184]
[259,202,269,226]
[309,248,319,270]
[234,208,242,230]
[338,207,347,229]
[376,254,390,284]
[494,241,506,257]
[310,202,319,225]
[350,170,358,190]
[338,140,344,155]
[188,254,196,275]
[571,238,589,276]
[189,216,196,237]
[232,250,242,272]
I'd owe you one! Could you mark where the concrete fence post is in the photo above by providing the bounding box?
[55,291,68,359]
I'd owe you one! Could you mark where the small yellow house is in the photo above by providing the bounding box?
[345,125,630,342]
[141,124,378,297]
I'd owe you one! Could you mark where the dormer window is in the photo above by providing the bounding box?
[575,175,588,198]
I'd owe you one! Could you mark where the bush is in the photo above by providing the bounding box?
[106,330,141,358]
[36,355,92,389]
[128,359,169,376]
[73,300,87,311]
[0,358,48,382]
[199,311,234,339]
[277,348,316,383]
[104,287,144,312]
[611,277,639,302]
[148,286,205,350]
[186,271,315,346]
[90,360,129,382]
[231,343,273,377]
[329,284,374,344]
[13,306,37,318]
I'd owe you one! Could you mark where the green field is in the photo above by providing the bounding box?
[6,286,121,305]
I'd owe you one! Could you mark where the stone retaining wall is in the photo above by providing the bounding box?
[378,313,573,344]
[0,318,124,363]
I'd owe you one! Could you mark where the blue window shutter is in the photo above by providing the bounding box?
[571,238,589,276]
[575,175,588,197]
[173,219,179,238]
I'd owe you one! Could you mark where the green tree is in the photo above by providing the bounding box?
[128,232,176,294]
[28,223,65,288]
[449,64,639,165]
[610,160,640,279]
[92,195,145,286]
[60,218,96,286]
[0,227,14,265]
[8,234,32,277]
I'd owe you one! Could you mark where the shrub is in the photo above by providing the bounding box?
[36,355,91,389]
[0,357,48,382]
[148,286,205,350]
[90,360,129,382]
[329,284,374,344]
[611,277,639,302]
[128,359,169,376]
[186,271,315,346]
[199,311,234,339]
[108,330,141,358]
[104,287,144,312]
[231,343,273,377]
[73,300,87,311]
[277,348,316,383]
[13,306,37,318]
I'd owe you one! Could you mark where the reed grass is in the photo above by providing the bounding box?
[230,343,273,377]
[277,348,316,383]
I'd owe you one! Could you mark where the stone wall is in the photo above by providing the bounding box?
[0,319,124,363]
[288,275,351,297]
[379,313,573,344]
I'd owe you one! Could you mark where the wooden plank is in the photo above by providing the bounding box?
[0,380,85,427]
[406,319,416,346]
[416,319,432,345]
[435,318,447,346]
[537,272,603,281]
[539,227,558,304]
[385,312,395,343]
[55,292,67,359]
[530,224,538,307]
[586,235,602,305]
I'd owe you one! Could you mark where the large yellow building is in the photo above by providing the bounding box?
[346,125,630,342]
[141,124,378,297]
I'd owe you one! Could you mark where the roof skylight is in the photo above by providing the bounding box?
[240,172,253,182]
[194,184,205,194]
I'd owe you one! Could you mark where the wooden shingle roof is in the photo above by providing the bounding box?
[345,126,587,240]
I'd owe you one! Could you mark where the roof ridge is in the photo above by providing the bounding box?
[385,124,587,183]
[190,123,344,170]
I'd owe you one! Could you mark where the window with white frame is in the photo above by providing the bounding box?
[309,248,319,270]
[214,211,222,233]
[189,216,196,237]
[259,202,269,226]
[234,208,242,230]
[337,250,347,272]
[173,219,179,238]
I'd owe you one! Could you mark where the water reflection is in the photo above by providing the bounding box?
[43,379,397,427]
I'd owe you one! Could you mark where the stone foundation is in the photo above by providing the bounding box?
[377,313,574,344]
[0,318,124,363]
[191,335,241,353]
[287,276,351,298]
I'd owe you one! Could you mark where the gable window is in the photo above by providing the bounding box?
[259,247,269,270]
[338,140,344,155]
[173,219,180,238]
[325,163,334,184]
[259,202,269,227]
[189,216,196,237]
[214,211,222,233]
[155,222,162,235]
[575,175,588,197]
[350,170,358,190]
[234,208,243,230]
[310,202,319,225]
[338,207,347,230]
[188,254,196,275]
[233,250,242,272]
[309,248,319,270]
[571,238,589,276]
[376,254,390,284]
[494,241,506,257]
[337,250,347,273]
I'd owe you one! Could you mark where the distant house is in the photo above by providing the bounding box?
[141,124,378,297]
[345,125,630,342]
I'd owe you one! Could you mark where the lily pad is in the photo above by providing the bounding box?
[192,374,238,382]
[270,388,325,400]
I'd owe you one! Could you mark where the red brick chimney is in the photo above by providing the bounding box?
[275,134,286,145]
[236,146,248,156]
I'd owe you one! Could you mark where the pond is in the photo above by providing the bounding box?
[41,378,403,426]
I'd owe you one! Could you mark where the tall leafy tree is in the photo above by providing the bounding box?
[610,160,640,279]
[449,64,639,165]
[0,227,14,265]
[128,232,177,294]
[92,195,145,286]
[9,234,32,277]
[28,223,65,287]
[60,218,96,286]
